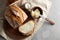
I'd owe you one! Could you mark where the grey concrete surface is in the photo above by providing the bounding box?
[0,0,60,40]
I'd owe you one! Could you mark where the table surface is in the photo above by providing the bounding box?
[0,0,60,40]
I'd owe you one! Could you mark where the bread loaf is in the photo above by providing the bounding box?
[4,4,28,29]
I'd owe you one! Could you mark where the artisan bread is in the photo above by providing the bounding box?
[18,20,35,36]
[9,4,28,23]
[4,4,28,29]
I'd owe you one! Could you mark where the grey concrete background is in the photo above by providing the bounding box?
[0,0,60,40]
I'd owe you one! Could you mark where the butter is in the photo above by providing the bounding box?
[31,9,40,18]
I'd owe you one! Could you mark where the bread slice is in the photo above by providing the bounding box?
[18,20,35,36]
[4,4,28,29]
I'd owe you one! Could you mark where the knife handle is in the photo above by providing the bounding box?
[45,18,55,25]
